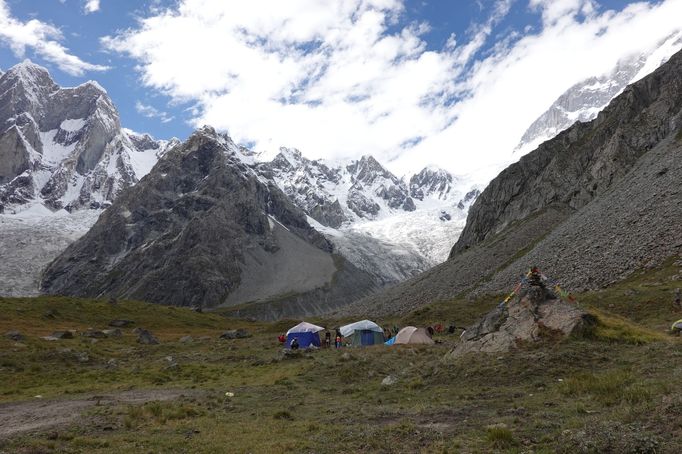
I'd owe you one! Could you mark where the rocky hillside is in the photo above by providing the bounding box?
[41,127,377,320]
[0,60,174,213]
[343,47,682,317]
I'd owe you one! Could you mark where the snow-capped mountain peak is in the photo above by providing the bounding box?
[514,31,682,155]
[0,61,169,213]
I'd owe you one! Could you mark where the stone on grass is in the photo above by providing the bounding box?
[219,329,251,340]
[81,329,107,339]
[5,330,24,341]
[136,329,159,345]
[51,331,75,339]
[108,320,134,328]
[102,329,122,337]
[179,335,194,343]
[381,375,398,386]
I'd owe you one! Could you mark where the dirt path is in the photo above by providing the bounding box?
[0,388,195,439]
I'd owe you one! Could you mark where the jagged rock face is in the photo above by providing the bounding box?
[456,189,480,210]
[0,61,170,212]
[514,32,682,154]
[409,167,454,201]
[449,287,594,357]
[261,149,431,226]
[41,128,377,317]
[342,48,682,319]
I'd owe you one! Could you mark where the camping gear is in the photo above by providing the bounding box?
[384,336,396,346]
[393,326,435,345]
[285,322,325,349]
[339,320,384,346]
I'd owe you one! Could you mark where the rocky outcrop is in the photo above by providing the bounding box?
[41,127,377,317]
[449,286,595,358]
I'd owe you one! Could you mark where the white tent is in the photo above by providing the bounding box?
[286,322,325,336]
[339,320,382,337]
[394,326,434,345]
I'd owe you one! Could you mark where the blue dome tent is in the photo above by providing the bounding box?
[286,322,325,349]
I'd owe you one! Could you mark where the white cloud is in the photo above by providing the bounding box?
[135,101,174,123]
[104,0,682,182]
[0,0,107,76]
[84,0,100,14]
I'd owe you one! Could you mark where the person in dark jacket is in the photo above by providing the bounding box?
[290,337,299,350]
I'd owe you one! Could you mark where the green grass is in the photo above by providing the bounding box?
[0,258,680,452]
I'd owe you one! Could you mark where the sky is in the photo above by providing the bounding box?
[1,0,681,182]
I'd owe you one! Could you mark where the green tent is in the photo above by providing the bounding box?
[340,320,385,346]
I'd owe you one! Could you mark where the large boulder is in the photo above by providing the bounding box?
[449,286,595,358]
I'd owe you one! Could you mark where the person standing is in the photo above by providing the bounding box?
[324,331,331,348]
[290,337,300,350]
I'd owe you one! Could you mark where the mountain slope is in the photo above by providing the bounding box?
[41,127,377,319]
[343,47,682,317]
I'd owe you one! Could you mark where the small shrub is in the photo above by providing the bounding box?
[273,410,293,420]
[486,426,516,449]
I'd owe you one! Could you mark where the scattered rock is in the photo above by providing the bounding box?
[164,356,178,369]
[179,335,194,343]
[102,329,122,338]
[219,329,251,340]
[381,375,398,386]
[136,329,159,345]
[5,330,24,341]
[106,359,118,369]
[75,352,89,363]
[108,320,134,328]
[51,331,75,340]
[43,309,58,319]
[81,329,107,339]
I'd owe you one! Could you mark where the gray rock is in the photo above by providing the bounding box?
[81,329,107,338]
[179,335,194,343]
[450,287,595,358]
[51,331,74,339]
[5,330,24,341]
[381,375,398,386]
[102,329,122,337]
[219,329,251,340]
[108,320,134,328]
[136,329,159,345]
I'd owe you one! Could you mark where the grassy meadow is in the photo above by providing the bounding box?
[0,258,680,453]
